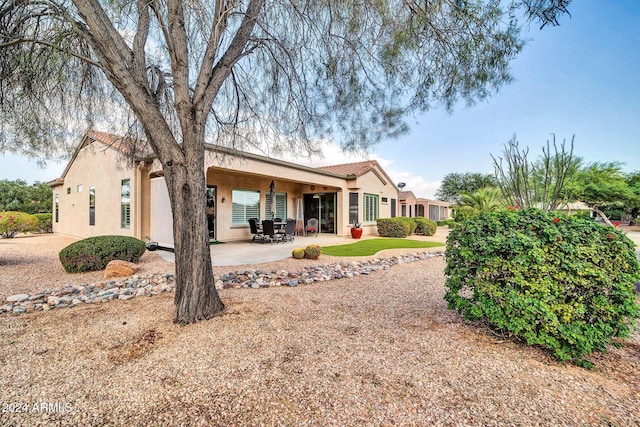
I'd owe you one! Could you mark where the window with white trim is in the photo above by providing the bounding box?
[232,189,260,225]
[121,179,131,229]
[89,186,95,226]
[363,193,378,223]
[265,192,287,220]
[349,192,359,224]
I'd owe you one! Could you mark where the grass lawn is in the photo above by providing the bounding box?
[322,238,444,256]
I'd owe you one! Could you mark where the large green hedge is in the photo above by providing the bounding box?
[59,235,146,273]
[444,208,640,366]
[413,217,437,236]
[0,211,38,238]
[377,218,411,237]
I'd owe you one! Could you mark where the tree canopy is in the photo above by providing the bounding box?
[435,172,498,203]
[0,0,572,323]
[563,162,636,226]
[0,179,52,214]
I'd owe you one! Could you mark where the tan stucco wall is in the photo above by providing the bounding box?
[400,192,418,217]
[345,169,398,236]
[51,141,136,239]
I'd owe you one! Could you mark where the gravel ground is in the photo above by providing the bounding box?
[1,232,639,425]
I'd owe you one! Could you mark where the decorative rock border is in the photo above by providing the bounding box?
[1,251,444,315]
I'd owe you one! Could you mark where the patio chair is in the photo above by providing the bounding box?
[248,218,266,243]
[277,219,296,243]
[305,217,319,236]
[261,220,280,244]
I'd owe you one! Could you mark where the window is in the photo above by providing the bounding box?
[381,197,388,203]
[66,187,71,195]
[429,205,439,221]
[349,192,359,224]
[121,179,131,229]
[363,193,378,223]
[55,194,59,223]
[390,198,396,218]
[89,186,95,226]
[77,185,83,193]
[265,192,287,220]
[401,205,406,217]
[232,189,260,225]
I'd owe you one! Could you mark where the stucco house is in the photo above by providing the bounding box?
[398,191,450,220]
[49,131,401,247]
[416,198,451,221]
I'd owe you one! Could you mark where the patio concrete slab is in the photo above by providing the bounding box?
[155,235,348,266]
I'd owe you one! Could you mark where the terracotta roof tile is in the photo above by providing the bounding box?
[316,160,379,177]
[399,191,416,200]
[86,130,131,153]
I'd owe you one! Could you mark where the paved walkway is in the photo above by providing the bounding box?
[156,235,348,266]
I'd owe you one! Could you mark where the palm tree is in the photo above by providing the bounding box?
[455,187,506,219]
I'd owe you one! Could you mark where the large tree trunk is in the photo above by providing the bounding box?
[165,152,225,324]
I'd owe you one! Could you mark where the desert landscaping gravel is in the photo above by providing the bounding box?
[1,233,639,426]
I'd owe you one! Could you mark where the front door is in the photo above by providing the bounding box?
[206,186,216,241]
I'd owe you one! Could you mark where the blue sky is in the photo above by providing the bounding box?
[1,0,639,198]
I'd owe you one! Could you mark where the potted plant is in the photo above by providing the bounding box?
[350,221,363,239]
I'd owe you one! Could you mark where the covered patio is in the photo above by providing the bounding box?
[155,234,348,266]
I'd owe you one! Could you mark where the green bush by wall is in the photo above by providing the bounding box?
[444,208,640,366]
[59,235,147,273]
[33,213,53,233]
[377,217,416,237]
[0,211,38,238]
[413,217,437,236]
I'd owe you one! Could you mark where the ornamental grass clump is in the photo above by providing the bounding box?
[444,208,640,367]
[59,235,146,273]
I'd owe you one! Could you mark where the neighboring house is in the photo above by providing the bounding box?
[416,198,451,221]
[49,131,400,246]
[399,191,418,217]
[398,191,450,220]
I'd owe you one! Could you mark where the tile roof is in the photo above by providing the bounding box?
[316,160,379,177]
[85,130,132,153]
[399,191,416,200]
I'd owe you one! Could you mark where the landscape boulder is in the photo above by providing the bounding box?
[104,260,138,278]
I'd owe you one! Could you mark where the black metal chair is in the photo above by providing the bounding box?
[248,218,266,243]
[261,220,280,244]
[277,219,296,243]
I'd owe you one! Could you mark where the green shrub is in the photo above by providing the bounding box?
[33,213,53,233]
[0,211,38,238]
[304,244,322,260]
[59,235,146,273]
[444,208,640,365]
[377,217,413,237]
[414,217,437,236]
[292,247,305,259]
[396,217,417,235]
[436,219,456,227]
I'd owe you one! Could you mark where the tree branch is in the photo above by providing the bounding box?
[198,0,265,120]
